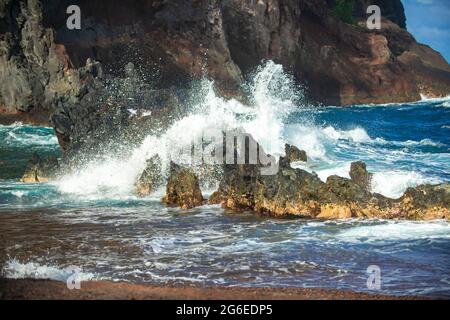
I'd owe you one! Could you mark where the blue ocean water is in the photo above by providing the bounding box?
[0,98,449,297]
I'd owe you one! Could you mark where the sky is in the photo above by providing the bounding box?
[402,0,450,62]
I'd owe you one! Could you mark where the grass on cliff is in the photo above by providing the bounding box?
[333,0,357,25]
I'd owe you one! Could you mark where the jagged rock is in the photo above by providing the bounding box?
[397,184,450,220]
[349,161,373,192]
[285,144,307,163]
[135,156,163,197]
[211,139,449,220]
[21,152,59,183]
[2,0,450,154]
[162,162,204,209]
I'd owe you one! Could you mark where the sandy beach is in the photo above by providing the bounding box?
[0,279,421,300]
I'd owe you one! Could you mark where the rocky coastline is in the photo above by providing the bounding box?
[2,0,450,221]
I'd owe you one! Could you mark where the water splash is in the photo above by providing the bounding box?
[54,61,306,198]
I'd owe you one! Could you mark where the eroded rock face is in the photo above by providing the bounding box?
[398,184,450,220]
[135,155,163,197]
[349,161,373,191]
[1,0,450,154]
[162,162,204,209]
[285,144,307,163]
[21,152,59,183]
[211,154,450,220]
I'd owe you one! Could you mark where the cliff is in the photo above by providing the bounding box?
[1,0,450,145]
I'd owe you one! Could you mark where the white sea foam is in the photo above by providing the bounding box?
[11,190,25,198]
[371,171,441,199]
[52,61,448,201]
[337,221,450,242]
[55,61,303,198]
[2,259,96,282]
[420,94,450,102]
[3,127,58,146]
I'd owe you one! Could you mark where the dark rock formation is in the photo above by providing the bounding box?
[21,152,59,183]
[211,154,450,220]
[349,161,373,191]
[285,144,307,163]
[162,162,204,209]
[2,0,450,136]
[399,184,450,220]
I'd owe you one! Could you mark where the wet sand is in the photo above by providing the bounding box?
[0,279,421,300]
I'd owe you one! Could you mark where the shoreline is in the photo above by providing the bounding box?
[0,279,424,300]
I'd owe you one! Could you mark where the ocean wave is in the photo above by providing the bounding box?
[1,124,58,147]
[420,94,450,103]
[371,171,441,199]
[336,221,450,242]
[2,259,97,282]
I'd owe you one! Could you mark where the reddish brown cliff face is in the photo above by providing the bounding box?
[40,0,449,105]
[1,0,450,131]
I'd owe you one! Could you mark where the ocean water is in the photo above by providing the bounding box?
[0,62,449,297]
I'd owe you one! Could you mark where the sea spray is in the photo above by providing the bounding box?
[54,61,308,198]
[51,61,448,200]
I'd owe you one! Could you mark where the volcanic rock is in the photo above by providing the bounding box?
[21,152,59,183]
[285,144,307,163]
[162,162,204,210]
[349,161,373,191]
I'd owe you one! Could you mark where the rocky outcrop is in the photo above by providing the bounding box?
[1,0,449,155]
[2,0,450,132]
[135,155,163,197]
[210,153,449,220]
[349,161,373,191]
[21,152,59,183]
[285,144,307,163]
[162,162,204,209]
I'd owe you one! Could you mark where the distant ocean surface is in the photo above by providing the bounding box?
[0,63,449,297]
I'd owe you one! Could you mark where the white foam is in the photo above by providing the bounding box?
[11,191,25,198]
[3,259,96,282]
[371,171,441,199]
[4,127,58,146]
[51,60,448,202]
[420,94,450,102]
[322,126,372,143]
[55,61,305,199]
[337,221,450,242]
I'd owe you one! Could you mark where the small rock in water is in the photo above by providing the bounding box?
[21,153,59,183]
[162,162,204,209]
[285,144,307,163]
[349,161,373,192]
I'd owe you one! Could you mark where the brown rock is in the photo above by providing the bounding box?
[162,162,204,209]
[349,161,373,191]
[285,144,307,163]
[135,156,163,197]
[213,138,449,220]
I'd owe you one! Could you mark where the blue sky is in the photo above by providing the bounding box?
[402,0,450,62]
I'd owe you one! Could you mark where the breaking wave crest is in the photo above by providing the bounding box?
[11,60,441,200]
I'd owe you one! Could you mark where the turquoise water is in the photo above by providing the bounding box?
[0,99,449,298]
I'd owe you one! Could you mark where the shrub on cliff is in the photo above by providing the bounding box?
[333,0,357,25]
